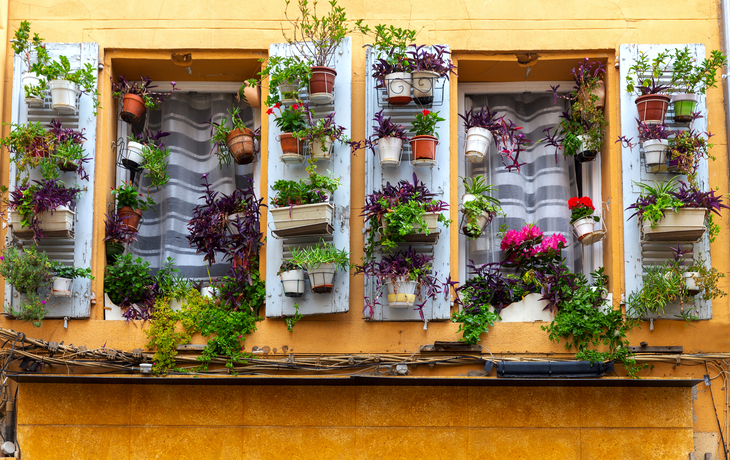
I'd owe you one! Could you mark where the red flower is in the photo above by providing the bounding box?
[568,197,579,209]
[274,102,281,109]
[422,110,431,116]
[292,104,299,110]
[580,196,594,209]
[266,108,274,115]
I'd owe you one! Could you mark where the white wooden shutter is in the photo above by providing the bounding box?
[265,38,352,317]
[5,43,99,319]
[619,44,712,320]
[363,46,452,322]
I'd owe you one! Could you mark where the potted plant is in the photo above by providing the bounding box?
[50,261,93,297]
[278,260,306,297]
[111,181,155,232]
[370,110,408,166]
[43,55,99,114]
[290,241,350,293]
[409,109,444,163]
[268,103,308,162]
[667,124,713,181]
[48,119,90,177]
[140,143,171,190]
[283,0,368,104]
[637,121,671,168]
[259,56,312,106]
[407,44,456,105]
[103,212,138,264]
[208,106,260,166]
[4,178,81,241]
[568,196,601,242]
[269,175,335,231]
[104,253,155,320]
[625,50,673,124]
[670,47,727,123]
[460,106,505,163]
[238,79,261,108]
[111,75,177,124]
[123,130,170,171]
[461,175,503,239]
[369,24,417,90]
[300,111,349,161]
[12,21,49,106]
[683,253,726,300]
[627,178,728,242]
[0,246,53,326]
[1,121,55,174]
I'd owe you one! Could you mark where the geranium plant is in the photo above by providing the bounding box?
[112,181,155,212]
[409,109,444,137]
[267,102,309,133]
[568,196,599,224]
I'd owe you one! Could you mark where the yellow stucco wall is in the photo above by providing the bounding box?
[0,0,728,456]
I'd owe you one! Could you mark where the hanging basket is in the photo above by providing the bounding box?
[671,93,699,123]
[226,128,256,165]
[106,241,125,264]
[241,83,261,108]
[123,141,145,170]
[49,80,78,114]
[642,139,669,171]
[385,277,418,308]
[306,263,336,294]
[376,137,403,167]
[575,134,598,163]
[118,206,143,232]
[571,216,606,245]
[384,72,412,105]
[465,127,494,163]
[409,135,438,167]
[309,66,337,105]
[635,94,670,124]
[22,72,44,106]
[411,70,439,105]
[121,93,146,124]
[280,269,306,298]
[310,137,334,161]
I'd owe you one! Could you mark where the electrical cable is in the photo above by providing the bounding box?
[706,361,729,460]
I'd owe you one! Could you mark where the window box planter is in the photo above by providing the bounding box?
[51,276,73,297]
[465,127,493,163]
[305,263,336,293]
[309,66,337,105]
[411,70,439,105]
[671,93,699,123]
[22,72,44,106]
[226,128,256,165]
[642,207,707,240]
[642,139,669,167]
[48,80,78,114]
[635,94,670,124]
[385,277,418,308]
[10,206,75,239]
[382,211,439,237]
[270,202,334,231]
[118,206,142,232]
[384,72,411,105]
[280,269,306,297]
[121,93,146,124]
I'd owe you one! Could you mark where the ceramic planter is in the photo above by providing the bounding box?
[124,141,145,170]
[201,286,218,298]
[169,299,184,311]
[384,72,412,105]
[591,80,606,110]
[462,210,492,238]
[684,271,700,294]
[575,134,598,163]
[270,202,334,231]
[309,66,337,105]
[385,277,418,308]
[51,277,73,297]
[121,93,146,124]
[22,72,44,106]
[411,70,439,105]
[671,93,699,123]
[10,206,75,238]
[572,216,597,242]
[278,80,301,105]
[106,241,125,264]
[642,207,707,239]
[310,137,334,161]
[635,94,670,124]
[465,127,494,163]
[226,128,256,165]
[49,80,78,114]
[305,263,336,294]
[279,133,305,163]
[410,135,438,164]
[118,206,143,232]
[377,137,403,166]
[280,269,306,298]
[642,139,669,166]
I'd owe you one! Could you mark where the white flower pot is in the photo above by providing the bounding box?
[384,72,412,105]
[124,141,145,169]
[22,72,44,105]
[642,139,669,166]
[575,134,598,162]
[411,70,439,103]
[201,286,218,298]
[51,277,73,297]
[305,263,336,294]
[10,205,75,239]
[465,127,493,163]
[278,80,301,105]
[280,269,306,298]
[270,202,334,231]
[49,80,78,114]
[227,212,247,235]
[684,271,699,293]
[642,207,707,238]
[572,216,596,242]
[377,137,403,166]
[385,277,418,308]
[169,299,184,311]
[310,137,333,160]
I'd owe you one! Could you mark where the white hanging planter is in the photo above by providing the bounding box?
[642,139,669,166]
[48,80,78,114]
[465,127,494,163]
[270,202,334,231]
[51,277,73,297]
[310,137,333,161]
[411,70,439,104]
[572,217,597,242]
[280,269,306,298]
[575,134,598,163]
[124,141,145,169]
[22,72,44,106]
[684,271,699,294]
[305,263,336,294]
[384,72,412,105]
[278,80,301,105]
[385,277,418,308]
[377,137,403,167]
[642,207,707,240]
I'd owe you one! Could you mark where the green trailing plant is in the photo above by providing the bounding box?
[207,106,259,167]
[667,127,713,185]
[451,303,500,345]
[684,253,726,302]
[259,56,313,107]
[1,122,55,177]
[290,241,350,271]
[51,262,93,280]
[461,175,503,239]
[285,302,303,332]
[0,246,53,327]
[140,143,171,190]
[13,21,51,100]
[670,47,728,94]
[104,253,154,312]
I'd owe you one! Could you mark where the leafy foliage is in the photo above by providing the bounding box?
[111,75,177,109]
[0,247,54,327]
[409,110,444,137]
[670,47,728,94]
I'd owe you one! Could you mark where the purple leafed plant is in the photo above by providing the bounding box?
[130,129,171,147]
[111,75,177,108]
[350,110,409,155]
[103,212,139,245]
[361,172,447,224]
[407,45,457,78]
[637,120,671,141]
[48,119,86,145]
[674,182,729,216]
[496,118,532,172]
[48,119,91,181]
[7,179,81,241]
[460,106,504,133]
[452,261,522,314]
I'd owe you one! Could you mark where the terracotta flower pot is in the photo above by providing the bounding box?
[410,135,439,160]
[226,128,256,165]
[309,66,337,104]
[591,80,605,110]
[118,206,143,232]
[635,94,670,124]
[279,133,305,155]
[121,94,146,124]
[241,84,261,108]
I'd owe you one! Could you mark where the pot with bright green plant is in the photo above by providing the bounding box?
[460,175,503,239]
[259,56,312,106]
[268,103,309,163]
[278,260,306,297]
[12,21,49,106]
[50,262,93,297]
[625,51,673,124]
[0,246,53,326]
[269,171,337,233]
[291,242,350,294]
[111,181,155,232]
[43,55,99,114]
[409,110,444,164]
[669,47,727,123]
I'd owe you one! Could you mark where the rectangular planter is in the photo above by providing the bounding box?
[270,202,334,231]
[642,207,706,241]
[10,207,75,239]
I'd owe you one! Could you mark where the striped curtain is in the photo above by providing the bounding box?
[131,92,256,280]
[466,92,583,272]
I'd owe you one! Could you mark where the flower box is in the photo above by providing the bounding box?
[642,207,707,241]
[270,202,334,231]
[10,206,75,239]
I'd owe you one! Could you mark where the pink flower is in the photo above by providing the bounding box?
[41,301,46,305]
